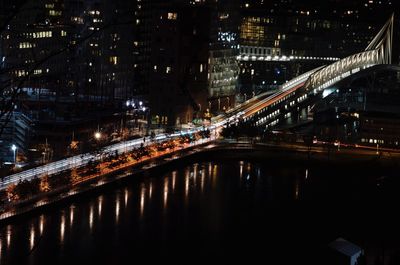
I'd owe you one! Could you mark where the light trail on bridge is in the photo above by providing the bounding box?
[0,66,323,191]
[243,82,305,118]
[0,17,392,192]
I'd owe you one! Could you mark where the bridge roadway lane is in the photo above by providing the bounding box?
[0,134,177,191]
[244,82,305,118]
[0,67,322,191]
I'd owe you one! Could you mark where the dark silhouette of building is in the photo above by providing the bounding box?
[139,0,240,127]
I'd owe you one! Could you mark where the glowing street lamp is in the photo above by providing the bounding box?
[94,132,101,140]
[11,144,17,163]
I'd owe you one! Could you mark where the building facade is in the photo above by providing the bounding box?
[0,0,140,162]
[140,0,240,127]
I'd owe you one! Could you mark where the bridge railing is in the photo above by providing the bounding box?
[305,14,393,93]
[281,66,325,91]
[305,48,381,92]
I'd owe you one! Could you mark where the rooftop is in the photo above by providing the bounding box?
[329,238,362,257]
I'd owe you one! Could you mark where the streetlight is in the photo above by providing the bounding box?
[11,144,17,164]
[142,106,151,136]
[94,131,101,140]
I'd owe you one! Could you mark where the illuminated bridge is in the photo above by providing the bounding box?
[229,14,395,130]
[0,15,395,191]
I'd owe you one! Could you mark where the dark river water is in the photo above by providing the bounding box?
[0,159,400,265]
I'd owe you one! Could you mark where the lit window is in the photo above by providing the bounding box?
[110,56,118,65]
[19,42,33,49]
[34,69,42,75]
[71,17,84,24]
[15,70,26,77]
[200,64,203,73]
[166,66,172,73]
[167,13,177,20]
[49,10,62,16]
[61,30,67,37]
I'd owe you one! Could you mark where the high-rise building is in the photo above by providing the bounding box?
[2,0,138,101]
[140,0,240,127]
[0,0,140,160]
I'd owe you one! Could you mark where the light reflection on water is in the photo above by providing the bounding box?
[98,196,103,218]
[163,177,169,211]
[89,204,94,231]
[29,225,35,250]
[60,213,65,243]
[172,171,177,192]
[140,185,145,218]
[6,225,11,249]
[124,188,129,208]
[201,168,205,192]
[295,179,300,200]
[0,160,395,265]
[185,168,189,203]
[69,205,74,228]
[149,182,153,199]
[39,215,44,235]
[0,160,300,263]
[115,195,120,224]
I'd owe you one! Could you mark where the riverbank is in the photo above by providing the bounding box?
[1,140,399,224]
[0,139,214,224]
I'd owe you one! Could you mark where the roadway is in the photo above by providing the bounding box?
[0,66,328,191]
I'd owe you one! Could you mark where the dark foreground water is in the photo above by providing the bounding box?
[1,159,400,265]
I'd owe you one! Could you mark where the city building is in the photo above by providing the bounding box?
[140,0,240,127]
[359,111,400,148]
[237,0,400,95]
[1,0,138,100]
[0,0,140,162]
[312,65,400,147]
[0,111,32,163]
